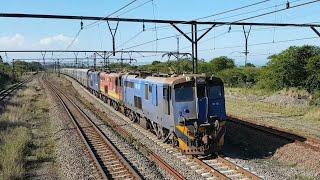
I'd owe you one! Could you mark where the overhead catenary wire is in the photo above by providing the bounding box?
[145,0,273,31]
[2,1,319,64]
[112,1,156,50]
[116,30,144,48]
[150,0,306,32]
[116,0,153,17]
[146,0,305,32]
[83,0,138,29]
[212,0,304,22]
[120,0,320,51]
[181,14,320,52]
[198,36,319,52]
[60,0,141,57]
[151,0,158,52]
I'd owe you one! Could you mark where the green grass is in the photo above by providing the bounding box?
[0,78,55,179]
[225,87,274,97]
[225,87,320,138]
[0,127,31,180]
[226,97,308,117]
[292,174,316,180]
[303,106,320,122]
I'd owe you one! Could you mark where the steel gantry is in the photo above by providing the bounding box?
[0,13,320,73]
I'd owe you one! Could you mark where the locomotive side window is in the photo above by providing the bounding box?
[208,86,222,99]
[134,96,142,109]
[145,84,149,100]
[149,85,152,100]
[129,82,134,88]
[163,86,170,115]
[125,81,134,88]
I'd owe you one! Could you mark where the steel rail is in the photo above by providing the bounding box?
[60,72,264,179]
[198,156,262,180]
[43,76,141,179]
[192,158,229,179]
[0,76,34,103]
[63,74,186,180]
[216,156,262,180]
[78,88,186,180]
[44,78,108,179]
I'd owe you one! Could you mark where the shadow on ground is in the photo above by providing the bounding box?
[0,121,28,131]
[221,121,295,160]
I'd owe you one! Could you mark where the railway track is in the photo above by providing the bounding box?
[0,76,33,103]
[125,118,262,179]
[69,75,262,180]
[228,115,320,151]
[43,77,141,180]
[102,103,262,180]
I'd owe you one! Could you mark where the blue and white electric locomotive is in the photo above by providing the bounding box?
[122,74,226,155]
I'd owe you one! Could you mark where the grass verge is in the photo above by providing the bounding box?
[0,77,56,179]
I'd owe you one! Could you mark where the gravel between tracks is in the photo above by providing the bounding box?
[71,96,168,179]
[62,75,203,180]
[42,77,95,180]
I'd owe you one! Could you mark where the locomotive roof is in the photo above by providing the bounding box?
[124,74,218,86]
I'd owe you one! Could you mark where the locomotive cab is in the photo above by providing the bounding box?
[172,75,226,155]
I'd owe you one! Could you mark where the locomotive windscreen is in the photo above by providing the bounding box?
[174,81,194,102]
[207,86,223,99]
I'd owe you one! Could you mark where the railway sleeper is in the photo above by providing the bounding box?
[219,169,236,174]
[200,172,213,177]
[112,173,134,180]
[110,166,126,172]
[110,170,129,176]
[97,156,116,163]
[99,151,114,156]
[109,163,123,168]
[195,168,206,173]
[190,165,200,170]
[104,160,120,165]
[214,166,230,171]
[226,173,244,178]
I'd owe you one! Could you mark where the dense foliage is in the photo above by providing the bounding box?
[258,45,320,92]
[0,59,42,89]
[216,67,261,87]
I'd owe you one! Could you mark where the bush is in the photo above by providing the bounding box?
[257,45,320,91]
[217,67,261,87]
[310,90,320,106]
[306,55,320,92]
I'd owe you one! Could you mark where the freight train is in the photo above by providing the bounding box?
[61,68,227,155]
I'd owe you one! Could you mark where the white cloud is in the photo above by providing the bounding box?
[0,34,25,48]
[39,34,76,46]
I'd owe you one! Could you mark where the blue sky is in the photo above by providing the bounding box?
[0,0,319,66]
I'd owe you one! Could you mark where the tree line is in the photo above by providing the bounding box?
[0,58,43,89]
[106,45,320,105]
[143,45,319,91]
